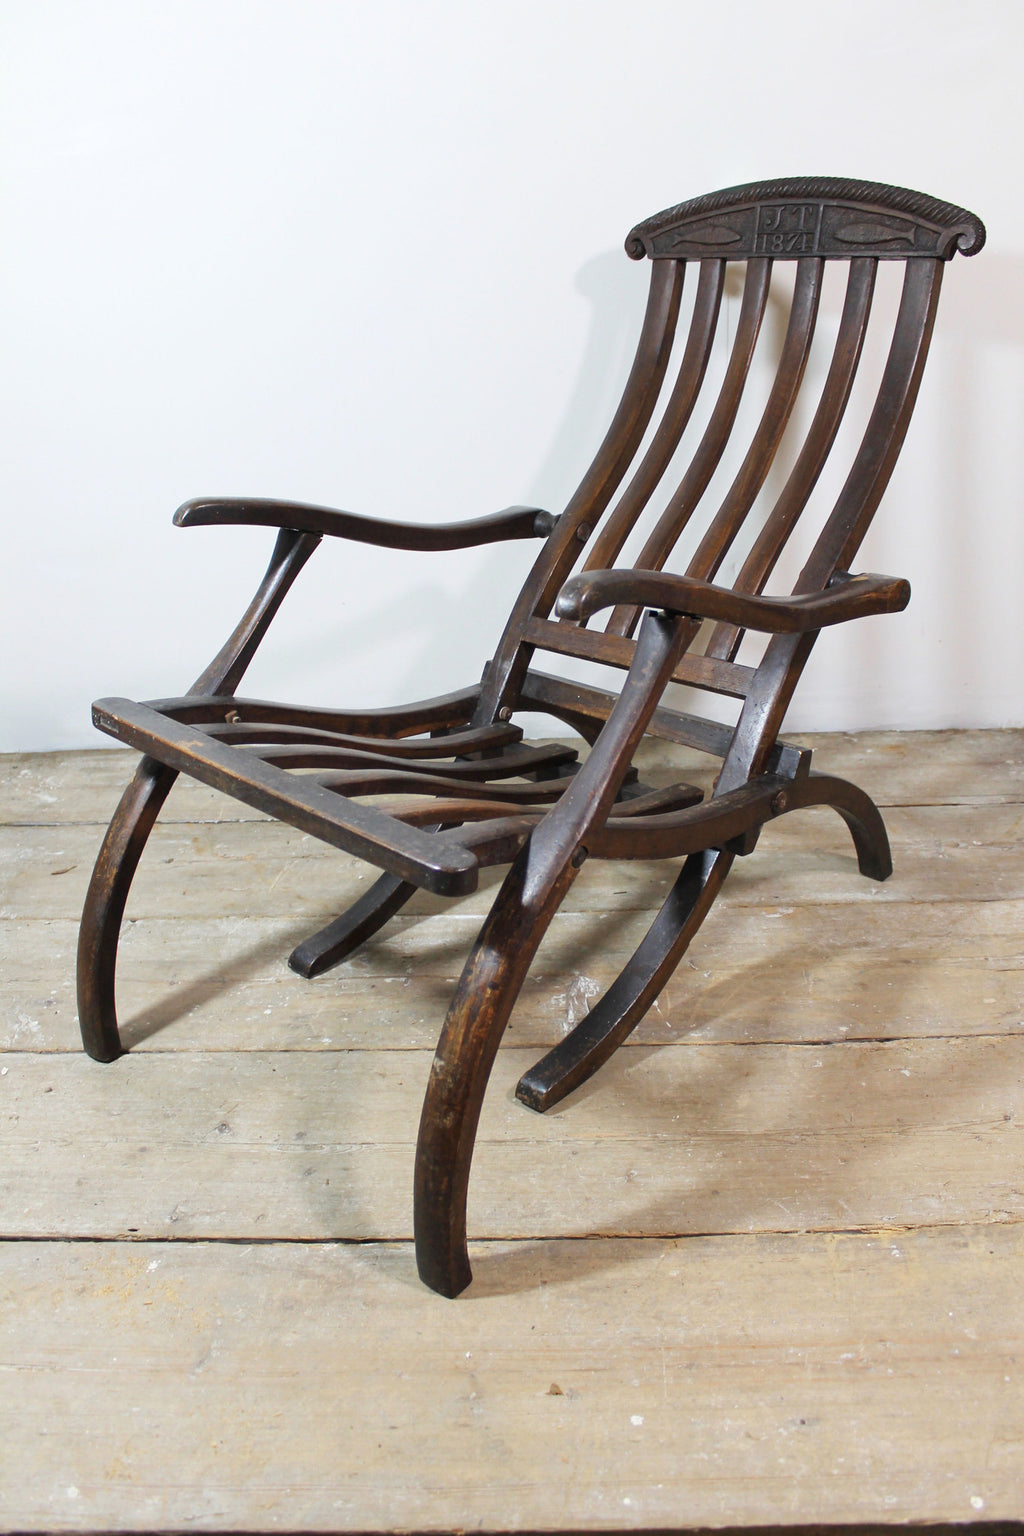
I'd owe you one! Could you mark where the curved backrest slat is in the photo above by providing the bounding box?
[684,255,824,583]
[607,256,823,639]
[475,256,684,721]
[716,257,946,792]
[800,257,944,589]
[482,180,981,739]
[623,258,772,583]
[585,260,726,576]
[705,256,877,662]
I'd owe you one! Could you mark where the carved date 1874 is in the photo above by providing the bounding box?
[756,203,820,253]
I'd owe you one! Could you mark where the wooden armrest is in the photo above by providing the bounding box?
[174,498,557,550]
[555,568,911,631]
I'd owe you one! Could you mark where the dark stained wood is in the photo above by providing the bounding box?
[176,498,558,549]
[523,614,756,698]
[516,668,811,777]
[149,684,485,737]
[91,698,480,895]
[705,257,878,662]
[476,256,685,720]
[583,259,725,574]
[414,607,698,1296]
[683,256,823,583]
[604,257,773,625]
[625,176,985,262]
[77,178,984,1297]
[554,568,911,631]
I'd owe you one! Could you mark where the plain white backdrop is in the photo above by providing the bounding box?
[2,0,1021,750]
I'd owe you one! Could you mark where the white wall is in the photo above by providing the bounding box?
[2,0,1021,750]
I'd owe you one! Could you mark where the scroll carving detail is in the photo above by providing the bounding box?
[627,178,985,262]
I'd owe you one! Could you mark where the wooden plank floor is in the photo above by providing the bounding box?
[1,731,1022,1530]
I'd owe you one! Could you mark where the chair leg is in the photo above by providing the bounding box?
[413,836,580,1298]
[77,756,178,1062]
[516,845,733,1113]
[810,774,893,881]
[288,872,416,978]
[414,609,697,1295]
[516,773,891,1113]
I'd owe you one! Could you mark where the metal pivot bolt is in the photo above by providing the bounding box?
[498,706,512,721]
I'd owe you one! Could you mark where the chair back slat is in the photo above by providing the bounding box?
[585,260,726,575]
[705,256,877,662]
[683,256,823,582]
[610,257,773,595]
[483,181,981,737]
[716,257,946,793]
[475,257,683,721]
[799,257,943,590]
[605,256,822,639]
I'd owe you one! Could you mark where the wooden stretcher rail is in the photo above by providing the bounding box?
[523,617,756,698]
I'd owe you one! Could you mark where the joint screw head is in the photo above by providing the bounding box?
[576,523,592,542]
[571,845,588,869]
[225,709,241,724]
[498,706,512,721]
[771,790,788,815]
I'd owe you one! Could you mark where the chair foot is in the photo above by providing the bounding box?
[289,872,416,977]
[516,847,731,1113]
[77,757,178,1061]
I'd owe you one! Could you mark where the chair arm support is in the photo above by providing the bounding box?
[555,568,911,631]
[174,497,557,550]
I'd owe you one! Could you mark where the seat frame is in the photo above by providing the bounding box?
[78,178,984,1296]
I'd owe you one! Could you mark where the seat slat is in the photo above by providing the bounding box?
[312,770,571,802]
[202,720,524,756]
[148,687,484,738]
[246,739,578,780]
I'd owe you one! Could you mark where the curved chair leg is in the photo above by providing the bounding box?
[414,837,579,1297]
[288,872,416,978]
[805,773,892,881]
[77,756,179,1062]
[516,773,892,1114]
[516,845,734,1112]
[413,608,695,1296]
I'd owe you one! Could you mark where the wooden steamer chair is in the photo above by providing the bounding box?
[78,179,984,1296]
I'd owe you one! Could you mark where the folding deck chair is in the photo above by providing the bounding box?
[78,178,984,1296]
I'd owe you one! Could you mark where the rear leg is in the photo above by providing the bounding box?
[288,872,416,978]
[516,845,732,1112]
